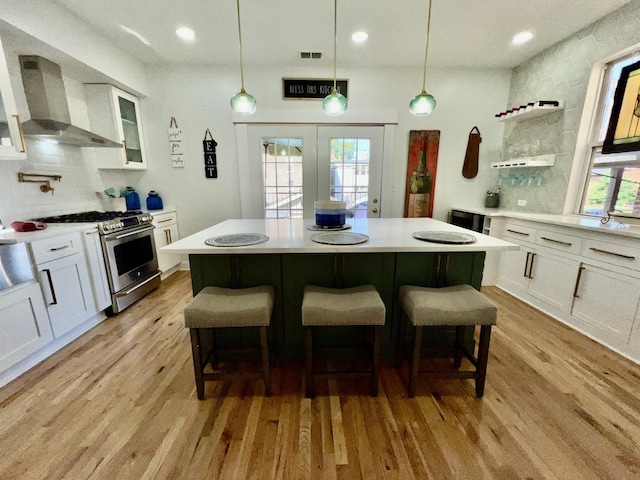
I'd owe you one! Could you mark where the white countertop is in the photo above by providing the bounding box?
[0,223,97,244]
[452,207,640,239]
[161,218,518,255]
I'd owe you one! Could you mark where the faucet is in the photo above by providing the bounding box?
[40,180,55,194]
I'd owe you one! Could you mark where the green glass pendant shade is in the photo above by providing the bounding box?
[409,90,436,116]
[230,88,257,115]
[322,89,348,116]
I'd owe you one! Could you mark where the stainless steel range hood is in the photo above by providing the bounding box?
[19,55,122,148]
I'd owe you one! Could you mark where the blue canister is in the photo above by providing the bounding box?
[146,191,163,211]
[122,187,141,211]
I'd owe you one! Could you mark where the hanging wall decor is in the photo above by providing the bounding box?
[404,130,440,218]
[462,126,482,179]
[203,129,218,178]
[168,117,184,168]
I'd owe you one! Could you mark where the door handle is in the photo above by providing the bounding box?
[523,252,531,278]
[573,265,585,298]
[43,269,58,305]
[527,253,536,278]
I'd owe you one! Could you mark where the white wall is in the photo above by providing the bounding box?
[138,65,510,237]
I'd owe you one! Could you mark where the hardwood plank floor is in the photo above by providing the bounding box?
[1,271,639,479]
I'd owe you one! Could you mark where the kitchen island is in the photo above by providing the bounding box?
[162,217,518,359]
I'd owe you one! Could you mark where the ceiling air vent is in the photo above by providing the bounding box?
[300,52,322,59]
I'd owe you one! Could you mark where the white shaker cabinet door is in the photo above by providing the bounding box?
[497,246,533,299]
[0,282,53,372]
[572,264,640,344]
[82,229,111,312]
[37,253,93,338]
[527,250,580,314]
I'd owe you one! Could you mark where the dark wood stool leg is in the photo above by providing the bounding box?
[396,312,407,368]
[260,326,272,397]
[189,329,205,400]
[453,326,464,369]
[475,325,492,398]
[305,328,314,398]
[372,325,381,397]
[409,325,423,398]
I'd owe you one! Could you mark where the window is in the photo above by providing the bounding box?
[262,138,303,219]
[580,52,640,216]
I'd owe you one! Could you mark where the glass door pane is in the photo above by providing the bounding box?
[318,126,384,218]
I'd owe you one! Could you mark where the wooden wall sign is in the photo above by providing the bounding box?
[404,130,440,218]
[282,78,348,100]
[203,129,218,178]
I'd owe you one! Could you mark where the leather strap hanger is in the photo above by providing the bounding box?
[462,126,482,179]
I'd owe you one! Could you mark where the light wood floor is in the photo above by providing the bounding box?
[1,271,639,479]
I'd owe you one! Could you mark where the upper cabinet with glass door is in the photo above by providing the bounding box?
[84,84,147,169]
[0,36,26,160]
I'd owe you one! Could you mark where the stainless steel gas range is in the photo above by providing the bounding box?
[33,211,161,313]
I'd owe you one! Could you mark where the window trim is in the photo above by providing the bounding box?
[567,42,640,215]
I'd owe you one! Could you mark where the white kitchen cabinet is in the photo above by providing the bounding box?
[498,222,580,313]
[32,232,94,338]
[572,264,640,345]
[152,210,181,277]
[0,282,53,372]
[527,251,580,313]
[497,216,640,363]
[82,228,111,312]
[0,35,27,160]
[84,84,147,170]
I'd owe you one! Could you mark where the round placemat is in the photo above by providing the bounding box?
[310,232,369,245]
[305,224,352,231]
[205,233,269,247]
[412,231,477,244]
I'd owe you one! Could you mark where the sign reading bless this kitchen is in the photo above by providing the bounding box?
[282,78,348,100]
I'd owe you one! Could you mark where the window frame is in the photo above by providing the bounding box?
[571,45,640,217]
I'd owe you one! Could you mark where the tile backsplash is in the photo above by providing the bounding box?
[0,139,138,225]
[498,0,640,213]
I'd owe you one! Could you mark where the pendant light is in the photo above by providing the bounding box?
[322,0,347,116]
[230,0,256,115]
[409,0,436,116]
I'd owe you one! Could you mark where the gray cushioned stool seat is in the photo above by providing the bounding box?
[302,284,386,397]
[302,285,386,326]
[184,285,275,399]
[397,284,497,398]
[185,285,274,328]
[399,284,497,326]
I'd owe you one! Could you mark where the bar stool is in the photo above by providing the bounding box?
[397,284,497,398]
[184,285,274,399]
[302,285,386,397]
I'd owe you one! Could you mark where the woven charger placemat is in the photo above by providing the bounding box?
[205,233,269,247]
[305,224,352,231]
[310,232,369,245]
[412,231,476,244]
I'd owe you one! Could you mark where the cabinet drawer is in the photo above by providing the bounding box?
[31,232,84,265]
[151,211,177,227]
[582,238,640,271]
[503,223,536,244]
[535,229,582,255]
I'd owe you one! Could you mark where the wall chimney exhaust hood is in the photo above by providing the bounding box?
[19,55,122,148]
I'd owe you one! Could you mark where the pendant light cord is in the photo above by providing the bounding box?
[332,0,338,92]
[236,0,246,91]
[421,0,433,93]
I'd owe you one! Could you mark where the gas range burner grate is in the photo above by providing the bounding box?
[33,210,143,223]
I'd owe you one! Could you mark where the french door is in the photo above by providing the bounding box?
[246,125,384,219]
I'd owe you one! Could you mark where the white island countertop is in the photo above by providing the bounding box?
[162,218,519,255]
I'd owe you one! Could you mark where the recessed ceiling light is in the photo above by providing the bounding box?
[352,31,369,43]
[176,27,196,42]
[119,25,151,46]
[512,31,533,46]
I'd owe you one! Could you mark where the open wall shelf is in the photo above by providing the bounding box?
[496,100,565,122]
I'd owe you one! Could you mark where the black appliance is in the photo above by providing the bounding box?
[449,209,485,233]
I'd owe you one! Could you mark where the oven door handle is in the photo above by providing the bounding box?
[116,270,162,296]
[105,225,155,241]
